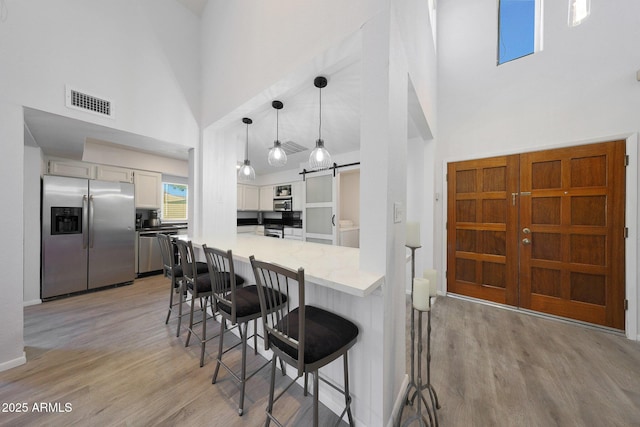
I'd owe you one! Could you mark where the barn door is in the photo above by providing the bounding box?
[447,141,626,330]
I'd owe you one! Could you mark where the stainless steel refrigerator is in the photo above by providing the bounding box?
[42,175,135,299]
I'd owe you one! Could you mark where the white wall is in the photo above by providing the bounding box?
[23,145,44,306]
[339,170,361,226]
[436,0,640,337]
[200,0,387,127]
[0,102,26,371]
[406,136,436,292]
[198,0,437,423]
[0,0,201,371]
[0,0,200,147]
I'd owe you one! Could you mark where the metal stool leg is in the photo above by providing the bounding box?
[212,319,226,384]
[344,352,355,426]
[265,356,278,427]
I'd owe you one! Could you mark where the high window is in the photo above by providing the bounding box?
[568,0,590,27]
[162,182,188,221]
[498,0,543,65]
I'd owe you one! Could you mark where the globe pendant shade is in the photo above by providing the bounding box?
[238,160,255,181]
[268,140,287,167]
[309,139,332,169]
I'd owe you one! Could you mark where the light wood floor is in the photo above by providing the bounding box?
[401,296,640,427]
[2,276,640,426]
[0,275,347,427]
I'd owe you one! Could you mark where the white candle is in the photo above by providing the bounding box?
[413,278,430,311]
[423,269,438,297]
[406,222,421,248]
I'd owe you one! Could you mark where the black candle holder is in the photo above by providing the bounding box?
[396,245,440,427]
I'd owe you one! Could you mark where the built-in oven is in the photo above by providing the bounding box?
[273,198,292,212]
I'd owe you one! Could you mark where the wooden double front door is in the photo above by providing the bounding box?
[447,141,626,330]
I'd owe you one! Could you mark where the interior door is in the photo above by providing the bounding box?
[519,141,626,329]
[304,172,336,245]
[447,140,626,330]
[446,155,520,306]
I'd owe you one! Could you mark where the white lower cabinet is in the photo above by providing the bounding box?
[284,227,303,240]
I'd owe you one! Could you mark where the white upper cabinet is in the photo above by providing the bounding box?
[134,170,162,209]
[48,159,96,179]
[96,165,134,183]
[237,184,260,211]
[260,185,274,211]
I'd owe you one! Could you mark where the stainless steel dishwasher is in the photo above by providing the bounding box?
[137,231,165,274]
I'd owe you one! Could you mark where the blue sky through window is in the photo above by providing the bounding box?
[164,183,187,197]
[498,0,536,64]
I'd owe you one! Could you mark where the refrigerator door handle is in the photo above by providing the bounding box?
[82,195,89,249]
[89,195,95,248]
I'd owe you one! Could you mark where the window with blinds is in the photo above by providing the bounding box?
[162,182,188,221]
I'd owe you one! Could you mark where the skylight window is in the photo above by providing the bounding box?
[498,0,543,65]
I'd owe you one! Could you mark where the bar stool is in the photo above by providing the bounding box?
[158,234,208,337]
[203,245,287,416]
[250,255,359,427]
[174,239,217,367]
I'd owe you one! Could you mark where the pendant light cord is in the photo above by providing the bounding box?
[245,122,249,160]
[318,86,322,140]
[276,108,279,141]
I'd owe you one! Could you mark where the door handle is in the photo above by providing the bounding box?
[331,214,335,226]
[89,195,95,248]
[522,238,531,245]
[82,195,89,249]
[522,227,531,234]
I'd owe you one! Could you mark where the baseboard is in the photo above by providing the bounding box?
[0,352,26,372]
[388,374,410,427]
[23,299,42,307]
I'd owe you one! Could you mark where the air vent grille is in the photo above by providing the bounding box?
[65,86,114,118]
[281,140,308,155]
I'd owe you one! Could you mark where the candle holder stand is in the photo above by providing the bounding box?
[410,293,440,426]
[396,245,435,427]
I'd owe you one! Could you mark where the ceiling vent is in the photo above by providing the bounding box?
[65,86,114,118]
[280,140,308,155]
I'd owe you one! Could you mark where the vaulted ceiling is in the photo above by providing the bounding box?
[25,0,424,177]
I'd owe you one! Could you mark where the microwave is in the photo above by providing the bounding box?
[273,198,292,211]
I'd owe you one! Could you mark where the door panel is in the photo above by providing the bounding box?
[519,141,625,329]
[447,141,625,330]
[305,173,336,245]
[447,155,519,306]
[88,180,135,289]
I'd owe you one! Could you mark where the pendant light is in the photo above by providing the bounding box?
[238,117,256,181]
[309,76,332,170]
[268,100,287,167]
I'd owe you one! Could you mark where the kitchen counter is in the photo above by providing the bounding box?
[188,233,383,297]
[182,233,385,425]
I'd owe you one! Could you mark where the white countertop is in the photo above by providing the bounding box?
[186,234,384,297]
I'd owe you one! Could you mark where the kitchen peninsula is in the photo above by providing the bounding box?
[184,233,385,426]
